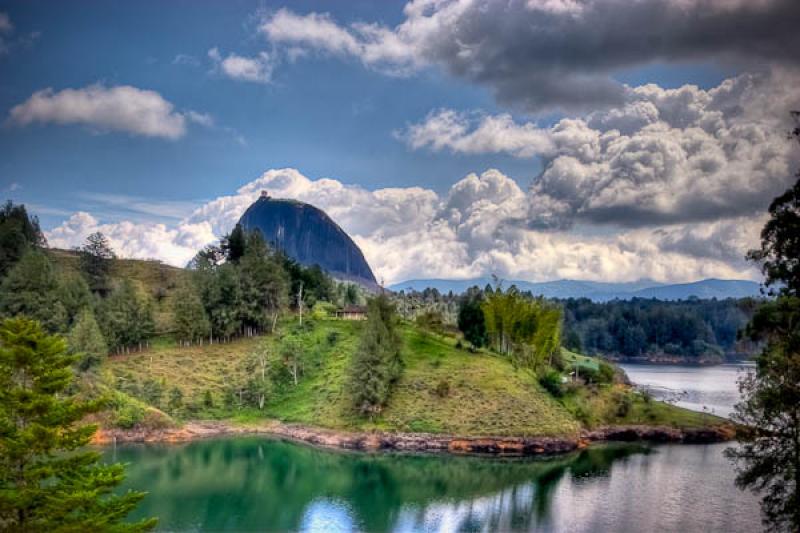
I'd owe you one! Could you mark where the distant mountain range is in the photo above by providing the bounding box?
[388,277,762,301]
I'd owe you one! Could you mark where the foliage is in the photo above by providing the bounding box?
[539,370,564,398]
[0,201,45,278]
[172,279,211,344]
[0,318,155,531]
[57,271,93,329]
[97,280,156,353]
[68,307,109,371]
[79,232,116,294]
[221,223,247,263]
[482,285,562,373]
[238,232,288,333]
[348,294,403,418]
[457,287,488,348]
[562,297,756,359]
[0,249,67,333]
[727,118,800,532]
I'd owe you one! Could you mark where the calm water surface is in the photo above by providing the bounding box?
[619,362,754,418]
[108,364,763,532]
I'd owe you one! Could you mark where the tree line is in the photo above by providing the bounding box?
[561,297,759,360]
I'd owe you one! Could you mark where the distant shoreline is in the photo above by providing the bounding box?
[91,420,735,456]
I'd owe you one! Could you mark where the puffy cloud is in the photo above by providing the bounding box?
[401,109,554,158]
[404,69,800,229]
[8,84,208,139]
[259,8,422,75]
[259,0,800,111]
[45,167,763,284]
[208,47,274,84]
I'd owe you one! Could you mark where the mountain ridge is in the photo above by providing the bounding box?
[388,277,761,301]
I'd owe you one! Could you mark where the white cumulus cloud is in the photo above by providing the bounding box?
[45,167,765,285]
[208,47,274,84]
[8,84,209,139]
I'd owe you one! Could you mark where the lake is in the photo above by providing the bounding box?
[619,362,754,418]
[108,363,764,532]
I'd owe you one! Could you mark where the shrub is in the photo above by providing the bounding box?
[326,330,339,346]
[598,362,616,384]
[612,390,633,418]
[434,379,450,398]
[539,370,564,397]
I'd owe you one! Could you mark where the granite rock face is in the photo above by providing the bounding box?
[239,195,378,288]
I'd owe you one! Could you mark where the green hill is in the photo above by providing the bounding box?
[104,317,724,438]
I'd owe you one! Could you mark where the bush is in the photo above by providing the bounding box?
[434,379,450,398]
[539,370,564,397]
[326,330,339,346]
[598,362,616,384]
[612,390,633,418]
[203,389,214,408]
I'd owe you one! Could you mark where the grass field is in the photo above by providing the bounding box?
[103,317,725,436]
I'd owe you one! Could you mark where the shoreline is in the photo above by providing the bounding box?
[91,420,736,455]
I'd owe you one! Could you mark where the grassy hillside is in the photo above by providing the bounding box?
[48,248,188,332]
[103,318,725,437]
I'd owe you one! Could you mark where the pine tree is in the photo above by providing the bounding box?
[67,307,108,371]
[238,232,288,335]
[457,287,488,348]
[57,271,94,328]
[78,232,116,294]
[222,224,247,263]
[0,317,156,531]
[0,201,45,278]
[172,280,211,345]
[0,250,67,333]
[348,294,403,418]
[98,280,155,353]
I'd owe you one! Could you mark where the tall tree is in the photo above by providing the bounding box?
[221,224,247,263]
[79,232,116,294]
[57,271,94,328]
[67,307,109,371]
[172,280,211,345]
[0,317,155,531]
[238,232,288,334]
[98,280,155,353]
[728,114,800,531]
[0,250,67,333]
[0,201,45,278]
[457,287,488,348]
[348,294,403,418]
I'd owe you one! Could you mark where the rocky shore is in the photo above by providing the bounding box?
[91,420,736,455]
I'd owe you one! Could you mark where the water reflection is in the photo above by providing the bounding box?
[106,438,759,532]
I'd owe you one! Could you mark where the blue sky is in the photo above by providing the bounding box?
[0,0,797,283]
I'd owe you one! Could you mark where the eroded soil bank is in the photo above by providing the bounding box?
[92,420,736,455]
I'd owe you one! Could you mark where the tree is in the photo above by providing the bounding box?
[0,317,156,531]
[0,250,67,333]
[221,224,247,263]
[79,232,116,294]
[172,280,210,345]
[57,271,93,328]
[98,280,155,353]
[457,287,488,348]
[238,232,288,335]
[347,294,403,418]
[727,114,800,531]
[67,307,108,371]
[0,201,45,278]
